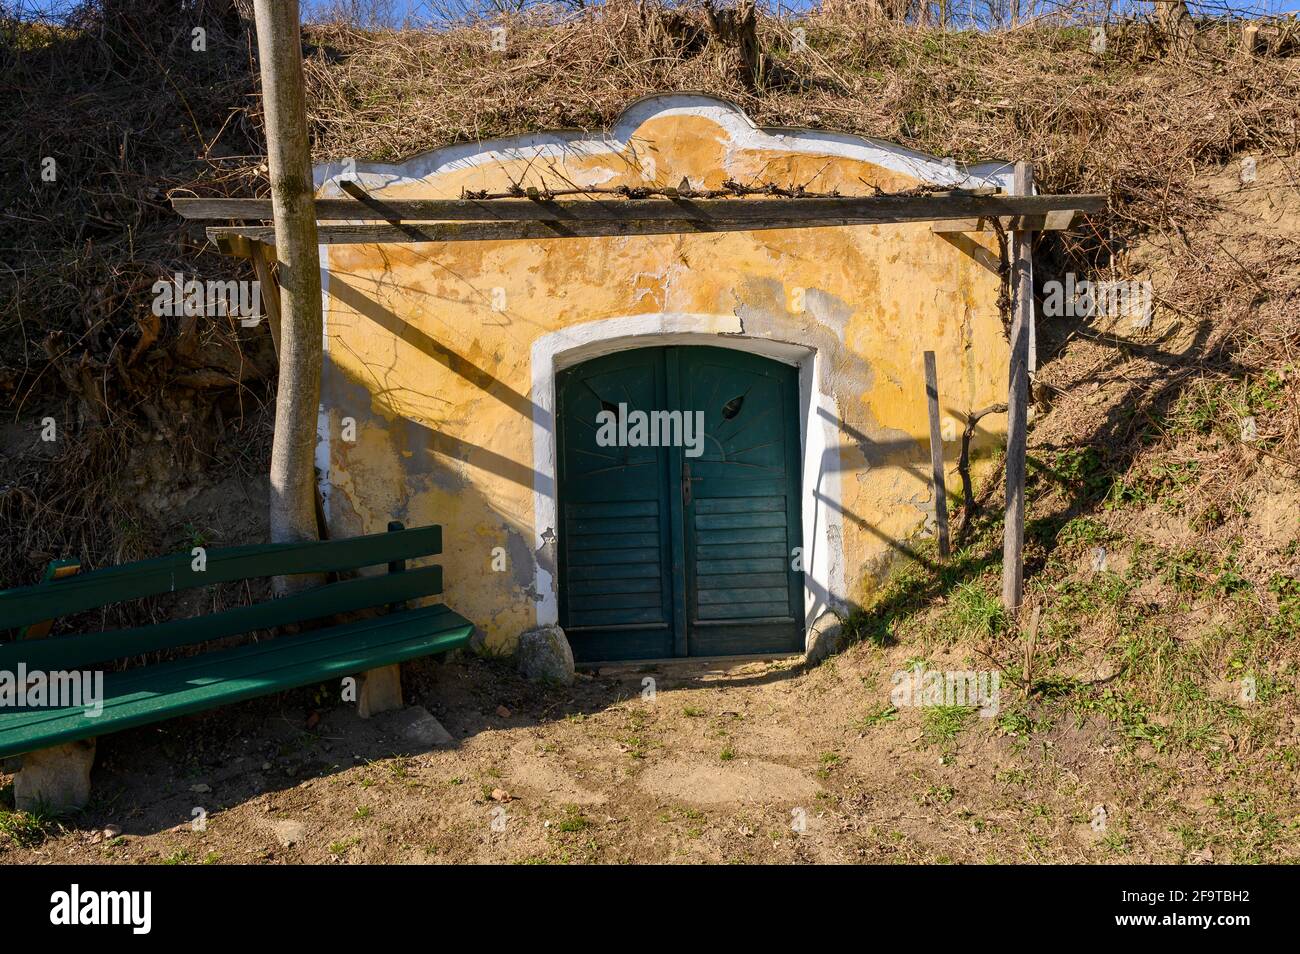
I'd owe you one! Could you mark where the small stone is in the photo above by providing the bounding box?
[261,762,272,771]
[357,664,403,718]
[103,824,122,839]
[516,623,576,686]
[383,705,454,747]
[268,819,305,848]
[190,783,211,794]
[495,705,512,718]
[491,788,512,803]
[804,610,846,666]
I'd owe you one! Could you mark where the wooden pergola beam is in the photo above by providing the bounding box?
[932,210,1076,232]
[174,192,1105,228]
[205,202,1096,246]
[204,218,938,245]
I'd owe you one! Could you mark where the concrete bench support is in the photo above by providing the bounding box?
[13,738,96,814]
[357,664,403,718]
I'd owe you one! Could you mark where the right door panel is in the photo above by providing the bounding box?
[676,347,805,657]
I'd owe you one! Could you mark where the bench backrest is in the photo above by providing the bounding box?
[0,523,443,671]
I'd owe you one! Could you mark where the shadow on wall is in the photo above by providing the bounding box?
[323,272,1009,637]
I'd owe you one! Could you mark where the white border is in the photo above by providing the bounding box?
[313,92,1015,197]
[529,314,845,632]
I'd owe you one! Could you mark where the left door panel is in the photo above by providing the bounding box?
[556,349,676,661]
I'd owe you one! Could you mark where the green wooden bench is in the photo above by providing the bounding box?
[0,522,474,811]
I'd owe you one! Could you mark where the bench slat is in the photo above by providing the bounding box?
[99,605,457,697]
[0,603,474,758]
[2,604,458,730]
[0,565,442,672]
[0,525,442,631]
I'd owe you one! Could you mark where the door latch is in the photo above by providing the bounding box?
[682,461,703,505]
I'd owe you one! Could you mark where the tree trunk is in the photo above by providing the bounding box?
[703,0,765,93]
[1158,0,1196,56]
[252,0,324,595]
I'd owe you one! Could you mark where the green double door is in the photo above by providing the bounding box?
[556,346,804,662]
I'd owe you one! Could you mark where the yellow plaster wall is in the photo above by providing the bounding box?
[317,97,1009,651]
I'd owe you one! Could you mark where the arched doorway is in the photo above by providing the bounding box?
[556,345,804,662]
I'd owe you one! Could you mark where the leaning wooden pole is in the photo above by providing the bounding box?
[923,351,950,558]
[252,0,323,593]
[248,242,282,361]
[1002,162,1034,614]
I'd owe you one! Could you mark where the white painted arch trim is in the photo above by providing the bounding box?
[313,92,1014,197]
[529,313,847,638]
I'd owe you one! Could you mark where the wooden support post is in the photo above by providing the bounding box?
[923,351,950,558]
[357,521,407,719]
[18,559,80,640]
[248,241,282,360]
[1028,258,1037,376]
[13,561,96,813]
[1003,162,1034,615]
[252,0,324,596]
[1242,22,1260,56]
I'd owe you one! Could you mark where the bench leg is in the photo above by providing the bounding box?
[357,664,403,719]
[13,738,96,814]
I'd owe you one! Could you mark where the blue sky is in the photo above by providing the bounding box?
[13,0,1300,23]
[321,0,1300,21]
[299,0,1300,23]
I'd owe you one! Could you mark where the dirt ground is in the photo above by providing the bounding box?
[5,633,1288,865]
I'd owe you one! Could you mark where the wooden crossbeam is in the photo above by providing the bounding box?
[932,209,1076,232]
[203,194,1102,246]
[174,193,1105,227]
[205,218,915,245]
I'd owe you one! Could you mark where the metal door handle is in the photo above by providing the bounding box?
[682,461,703,505]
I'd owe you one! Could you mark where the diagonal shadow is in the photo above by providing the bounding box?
[328,276,543,423]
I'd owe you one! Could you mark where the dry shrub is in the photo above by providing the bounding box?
[0,1,273,586]
[300,9,1300,496]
